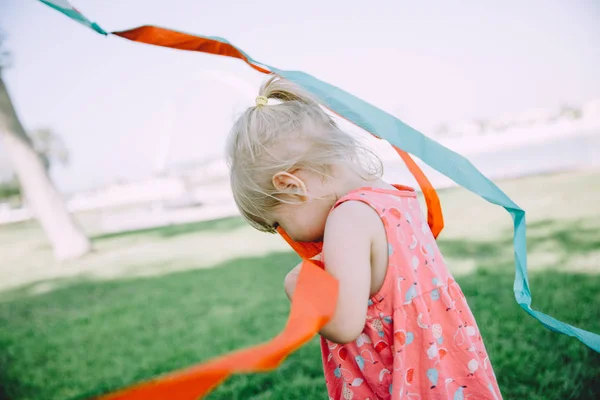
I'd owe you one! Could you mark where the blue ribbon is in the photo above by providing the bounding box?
[267,68,599,352]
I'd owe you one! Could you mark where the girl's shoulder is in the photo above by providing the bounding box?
[333,185,418,215]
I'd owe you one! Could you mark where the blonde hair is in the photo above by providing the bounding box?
[226,76,382,233]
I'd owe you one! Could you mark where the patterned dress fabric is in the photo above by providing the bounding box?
[320,186,502,400]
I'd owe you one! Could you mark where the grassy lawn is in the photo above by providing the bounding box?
[0,170,599,400]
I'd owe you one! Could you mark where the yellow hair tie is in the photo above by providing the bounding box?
[255,95,268,107]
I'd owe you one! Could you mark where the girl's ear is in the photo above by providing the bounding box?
[272,171,308,199]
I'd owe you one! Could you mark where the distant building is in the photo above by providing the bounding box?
[163,156,229,185]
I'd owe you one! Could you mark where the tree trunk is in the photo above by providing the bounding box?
[0,76,91,261]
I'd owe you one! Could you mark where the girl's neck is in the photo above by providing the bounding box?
[330,166,396,199]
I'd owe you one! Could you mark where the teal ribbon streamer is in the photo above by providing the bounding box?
[39,0,107,35]
[36,1,600,353]
[267,68,600,352]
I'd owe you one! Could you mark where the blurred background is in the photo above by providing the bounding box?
[0,1,599,399]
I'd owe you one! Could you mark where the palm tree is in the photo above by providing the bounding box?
[0,29,90,260]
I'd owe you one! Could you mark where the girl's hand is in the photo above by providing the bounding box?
[284,254,321,301]
[284,262,302,301]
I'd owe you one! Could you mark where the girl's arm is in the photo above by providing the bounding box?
[319,201,376,344]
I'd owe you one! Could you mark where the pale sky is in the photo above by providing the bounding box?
[0,0,599,193]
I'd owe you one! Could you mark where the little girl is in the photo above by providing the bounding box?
[226,76,502,400]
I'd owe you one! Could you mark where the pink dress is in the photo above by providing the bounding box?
[320,186,502,400]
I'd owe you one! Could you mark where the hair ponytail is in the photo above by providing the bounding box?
[258,76,317,106]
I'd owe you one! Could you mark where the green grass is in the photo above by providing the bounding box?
[1,170,599,400]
